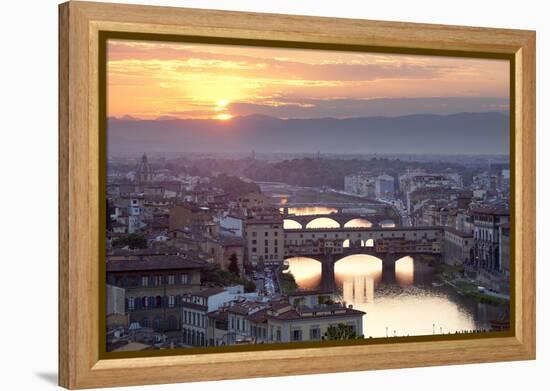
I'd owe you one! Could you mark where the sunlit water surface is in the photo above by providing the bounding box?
[285,254,504,338]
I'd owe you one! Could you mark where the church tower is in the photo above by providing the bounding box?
[135,153,153,184]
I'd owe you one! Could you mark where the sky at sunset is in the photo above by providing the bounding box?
[107,39,510,121]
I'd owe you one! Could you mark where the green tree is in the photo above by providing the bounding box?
[227,253,240,276]
[324,323,360,340]
[112,233,147,249]
[201,264,255,293]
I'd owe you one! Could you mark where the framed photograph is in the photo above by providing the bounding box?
[59,1,536,389]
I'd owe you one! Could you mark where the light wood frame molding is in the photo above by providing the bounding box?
[59,1,536,389]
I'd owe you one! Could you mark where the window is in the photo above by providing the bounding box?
[167,275,175,285]
[168,295,175,308]
[181,274,189,284]
[264,239,269,246]
[154,275,162,286]
[252,247,257,253]
[274,239,278,245]
[309,326,321,340]
[252,231,257,237]
[265,232,268,237]
[252,239,257,245]
[141,276,148,287]
[274,232,278,237]
[128,297,135,310]
[264,248,268,254]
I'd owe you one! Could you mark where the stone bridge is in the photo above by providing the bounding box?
[289,248,417,290]
[283,213,399,229]
[292,247,411,269]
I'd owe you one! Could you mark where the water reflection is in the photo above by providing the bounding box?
[285,254,491,338]
[283,257,322,289]
[343,218,373,228]
[395,256,414,286]
[334,254,382,285]
[287,206,338,215]
[379,219,396,228]
[343,276,375,304]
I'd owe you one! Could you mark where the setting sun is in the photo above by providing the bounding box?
[216,99,229,108]
[213,113,233,121]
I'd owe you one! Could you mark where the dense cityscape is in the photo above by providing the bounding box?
[105,152,510,352]
[104,38,510,353]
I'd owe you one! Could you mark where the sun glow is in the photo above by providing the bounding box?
[217,99,229,108]
[213,113,233,121]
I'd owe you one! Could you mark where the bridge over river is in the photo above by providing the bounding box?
[283,212,398,229]
[283,225,443,289]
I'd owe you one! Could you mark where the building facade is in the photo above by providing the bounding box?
[443,227,473,266]
[181,286,245,347]
[245,212,284,266]
[471,206,510,273]
[106,253,206,332]
[375,174,395,198]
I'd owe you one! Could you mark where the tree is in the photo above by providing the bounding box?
[324,323,360,340]
[112,233,147,249]
[227,253,240,276]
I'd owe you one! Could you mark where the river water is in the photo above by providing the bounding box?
[282,205,508,337]
[284,255,508,337]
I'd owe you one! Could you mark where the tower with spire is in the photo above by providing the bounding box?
[135,153,154,185]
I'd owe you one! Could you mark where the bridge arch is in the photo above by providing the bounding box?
[305,217,340,229]
[343,218,373,228]
[283,219,302,229]
[283,256,322,289]
[334,254,383,284]
[378,219,396,228]
[365,238,374,247]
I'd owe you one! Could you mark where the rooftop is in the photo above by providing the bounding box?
[444,226,474,238]
[470,205,509,216]
[106,254,207,272]
[193,287,227,298]
[266,306,365,321]
[287,289,334,297]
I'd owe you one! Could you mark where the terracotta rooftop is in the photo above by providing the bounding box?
[287,289,334,297]
[470,205,509,216]
[267,306,365,321]
[106,254,207,272]
[193,287,227,298]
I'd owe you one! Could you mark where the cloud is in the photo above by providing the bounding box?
[228,97,509,118]
[107,40,510,120]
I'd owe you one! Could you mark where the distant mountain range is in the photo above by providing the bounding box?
[107,111,509,155]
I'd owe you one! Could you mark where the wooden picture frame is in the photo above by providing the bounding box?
[59,1,536,389]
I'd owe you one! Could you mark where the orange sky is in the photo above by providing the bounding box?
[107,39,509,120]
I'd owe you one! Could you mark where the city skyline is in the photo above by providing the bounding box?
[105,39,511,353]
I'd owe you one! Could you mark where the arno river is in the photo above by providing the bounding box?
[283,206,507,338]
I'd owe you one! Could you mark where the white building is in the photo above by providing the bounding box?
[181,286,245,347]
[375,174,395,198]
